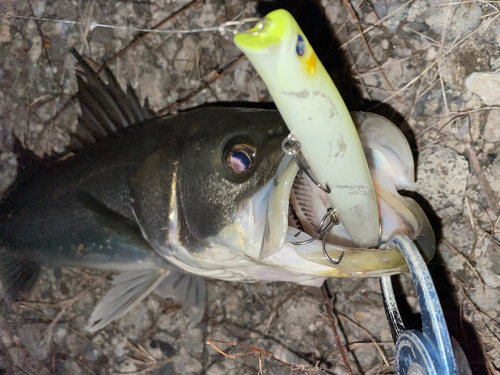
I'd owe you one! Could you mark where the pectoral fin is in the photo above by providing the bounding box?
[86,269,206,332]
[155,270,206,325]
[87,269,168,332]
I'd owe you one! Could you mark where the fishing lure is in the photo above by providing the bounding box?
[234,10,436,271]
[234,9,379,248]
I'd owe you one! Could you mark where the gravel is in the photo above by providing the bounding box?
[1,0,500,373]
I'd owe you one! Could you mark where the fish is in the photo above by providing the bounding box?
[0,47,434,332]
[0,50,288,331]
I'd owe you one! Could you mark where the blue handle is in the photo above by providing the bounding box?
[381,234,471,375]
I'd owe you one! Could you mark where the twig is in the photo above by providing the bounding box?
[340,0,416,49]
[437,4,453,118]
[263,286,301,333]
[114,358,174,375]
[369,12,500,109]
[321,284,354,375]
[17,303,115,365]
[126,340,157,363]
[327,341,394,357]
[205,339,324,374]
[19,287,89,343]
[41,95,77,128]
[97,0,203,74]
[27,0,53,70]
[341,0,396,93]
[441,239,485,292]
[337,313,391,368]
[463,143,499,215]
[18,286,89,309]
[365,357,396,375]
[348,49,372,100]
[45,304,70,343]
[466,197,479,242]
[157,55,245,116]
[404,25,440,46]
[458,281,500,374]
[356,55,422,77]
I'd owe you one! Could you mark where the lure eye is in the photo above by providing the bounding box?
[296,35,306,56]
[226,145,256,176]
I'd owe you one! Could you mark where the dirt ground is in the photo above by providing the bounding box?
[1,0,500,374]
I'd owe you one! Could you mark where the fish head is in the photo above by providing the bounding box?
[177,108,288,256]
[161,108,435,280]
[135,107,434,280]
[133,108,291,263]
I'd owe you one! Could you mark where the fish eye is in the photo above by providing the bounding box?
[225,145,256,176]
[296,35,306,56]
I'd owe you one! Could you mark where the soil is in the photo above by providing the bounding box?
[1,0,499,374]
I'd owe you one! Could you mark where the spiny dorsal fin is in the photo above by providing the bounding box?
[69,48,153,150]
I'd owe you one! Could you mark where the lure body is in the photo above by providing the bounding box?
[235,9,379,247]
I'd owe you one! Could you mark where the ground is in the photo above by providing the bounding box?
[0,0,499,374]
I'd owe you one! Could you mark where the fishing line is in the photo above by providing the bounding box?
[0,13,267,37]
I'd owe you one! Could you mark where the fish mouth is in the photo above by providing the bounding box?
[260,114,436,278]
[263,155,347,261]
[261,157,435,278]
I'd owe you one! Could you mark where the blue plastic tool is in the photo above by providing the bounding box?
[380,234,472,375]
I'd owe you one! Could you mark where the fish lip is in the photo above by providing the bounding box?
[260,154,299,259]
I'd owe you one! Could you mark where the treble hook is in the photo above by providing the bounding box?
[292,209,344,265]
[282,135,331,194]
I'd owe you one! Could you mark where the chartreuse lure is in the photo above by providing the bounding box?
[234,9,379,248]
[235,10,435,273]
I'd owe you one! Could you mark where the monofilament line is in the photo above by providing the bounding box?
[0,13,225,34]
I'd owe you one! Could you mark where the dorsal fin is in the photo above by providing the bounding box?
[0,137,48,202]
[69,48,153,150]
